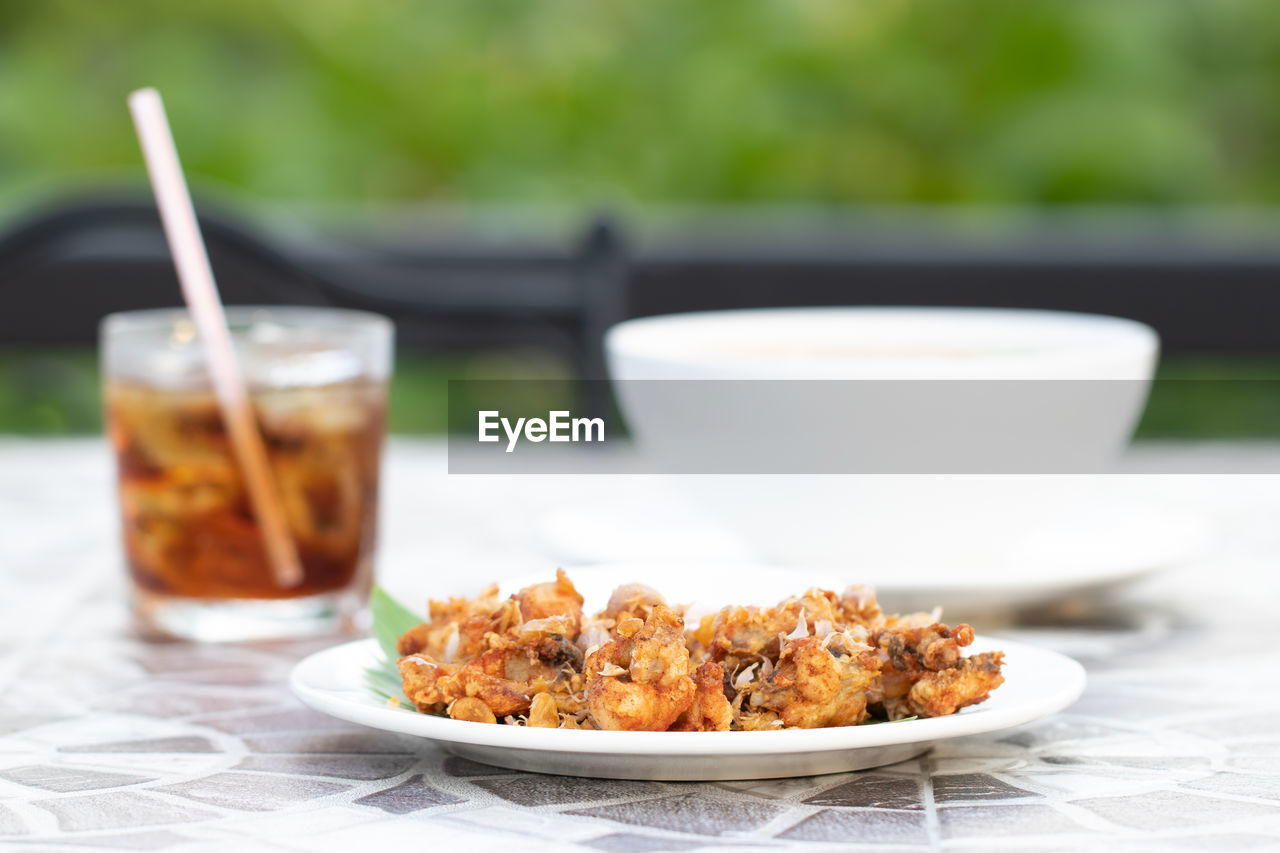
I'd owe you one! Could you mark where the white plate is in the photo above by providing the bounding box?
[291,567,1086,780]
[535,499,1211,612]
[879,501,1211,612]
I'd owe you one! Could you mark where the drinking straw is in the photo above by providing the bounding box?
[127,87,304,590]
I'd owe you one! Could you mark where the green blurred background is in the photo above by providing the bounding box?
[1,0,1278,436]
[4,0,1280,206]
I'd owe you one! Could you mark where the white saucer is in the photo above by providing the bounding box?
[290,565,1085,781]
[535,499,1211,612]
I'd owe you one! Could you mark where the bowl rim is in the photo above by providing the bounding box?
[604,306,1159,377]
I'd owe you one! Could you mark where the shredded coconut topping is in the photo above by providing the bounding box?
[442,624,460,664]
[785,609,809,640]
[733,663,759,690]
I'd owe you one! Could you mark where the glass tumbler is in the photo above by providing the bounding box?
[101,306,393,641]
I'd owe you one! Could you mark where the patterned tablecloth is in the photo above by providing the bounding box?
[2,439,1279,852]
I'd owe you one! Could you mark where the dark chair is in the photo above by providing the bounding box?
[0,197,627,412]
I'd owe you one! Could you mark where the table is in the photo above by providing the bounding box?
[2,439,1279,851]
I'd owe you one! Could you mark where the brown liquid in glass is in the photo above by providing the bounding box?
[106,379,385,599]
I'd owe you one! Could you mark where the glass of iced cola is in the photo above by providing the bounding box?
[101,306,392,641]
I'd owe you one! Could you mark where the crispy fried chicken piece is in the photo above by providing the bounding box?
[399,615,584,717]
[670,661,732,731]
[398,654,456,713]
[585,604,696,731]
[791,588,845,631]
[575,583,668,663]
[700,604,796,665]
[839,584,884,626]
[899,651,1005,718]
[748,634,882,728]
[868,622,1003,719]
[396,583,521,662]
[446,616,583,716]
[697,588,846,666]
[397,571,584,664]
[515,568,585,633]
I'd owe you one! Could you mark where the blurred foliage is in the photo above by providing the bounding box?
[1,348,1278,438]
[1136,358,1280,438]
[0,348,101,434]
[2,0,1280,205]
[0,348,574,436]
[389,349,573,434]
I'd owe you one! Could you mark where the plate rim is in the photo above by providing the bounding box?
[289,634,1085,757]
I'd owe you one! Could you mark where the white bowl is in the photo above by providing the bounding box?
[604,307,1159,574]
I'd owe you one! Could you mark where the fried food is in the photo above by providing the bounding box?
[449,696,497,724]
[585,605,697,731]
[516,569,586,632]
[604,583,666,621]
[901,652,1005,718]
[398,601,586,721]
[749,635,882,729]
[527,692,561,728]
[670,661,733,732]
[866,622,1005,720]
[394,570,1004,731]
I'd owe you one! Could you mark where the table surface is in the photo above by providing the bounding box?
[2,438,1279,852]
